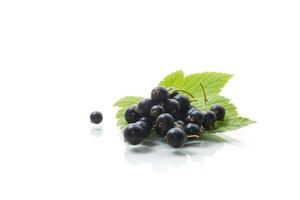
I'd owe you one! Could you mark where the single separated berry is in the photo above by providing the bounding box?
[150,105,165,118]
[125,105,140,123]
[151,86,169,103]
[203,111,217,130]
[184,123,202,136]
[173,94,190,113]
[156,113,174,131]
[210,104,226,121]
[90,111,103,124]
[124,123,146,145]
[166,128,187,148]
[162,99,181,118]
[186,110,204,126]
[136,98,154,117]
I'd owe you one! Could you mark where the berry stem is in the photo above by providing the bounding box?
[199,82,208,106]
[169,88,196,100]
[187,135,200,139]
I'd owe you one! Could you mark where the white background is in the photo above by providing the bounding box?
[0,0,300,199]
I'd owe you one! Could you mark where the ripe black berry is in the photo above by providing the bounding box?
[136,98,154,117]
[137,117,153,132]
[156,113,174,131]
[124,123,146,145]
[162,99,181,118]
[151,86,169,103]
[210,105,226,121]
[185,106,197,117]
[203,111,217,130]
[187,110,204,126]
[166,128,187,148]
[184,123,202,136]
[125,105,140,123]
[90,111,103,124]
[173,94,190,113]
[150,105,165,118]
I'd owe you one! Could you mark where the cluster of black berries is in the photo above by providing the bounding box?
[124,86,225,148]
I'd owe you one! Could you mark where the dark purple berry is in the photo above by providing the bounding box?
[124,123,146,145]
[150,105,165,118]
[184,123,202,136]
[203,111,217,130]
[166,128,187,148]
[156,113,174,131]
[136,98,154,117]
[90,111,103,124]
[125,105,140,123]
[210,105,225,121]
[173,94,190,113]
[188,110,204,125]
[151,86,169,103]
[162,99,181,117]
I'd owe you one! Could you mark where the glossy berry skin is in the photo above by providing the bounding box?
[135,121,152,136]
[125,105,140,123]
[136,98,154,117]
[185,107,197,117]
[151,86,169,103]
[203,111,217,130]
[187,110,204,126]
[166,128,187,148]
[150,105,165,118]
[184,123,201,136]
[173,94,190,113]
[90,111,103,124]
[210,105,225,121]
[156,113,175,131]
[124,123,146,145]
[162,99,181,118]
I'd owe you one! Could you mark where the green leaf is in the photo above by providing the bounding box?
[159,70,185,88]
[159,71,233,99]
[114,96,143,130]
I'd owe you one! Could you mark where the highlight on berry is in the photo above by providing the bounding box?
[122,86,225,148]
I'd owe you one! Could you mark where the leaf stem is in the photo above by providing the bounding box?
[199,82,208,106]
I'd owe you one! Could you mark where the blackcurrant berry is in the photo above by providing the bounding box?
[124,123,146,145]
[173,94,190,113]
[187,110,204,125]
[184,123,202,136]
[166,128,187,148]
[150,105,165,118]
[125,105,140,123]
[136,98,154,117]
[90,111,103,124]
[202,111,217,130]
[151,86,169,103]
[210,104,226,121]
[162,99,181,118]
[156,113,174,131]
[136,117,152,132]
[185,106,197,117]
